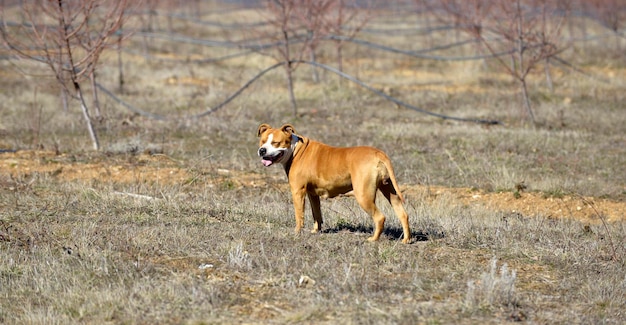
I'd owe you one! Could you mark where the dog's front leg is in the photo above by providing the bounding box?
[307,193,323,233]
[291,187,306,234]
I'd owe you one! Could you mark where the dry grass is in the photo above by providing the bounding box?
[1,174,624,324]
[1,3,625,324]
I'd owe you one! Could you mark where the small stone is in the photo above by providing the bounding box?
[298,275,316,288]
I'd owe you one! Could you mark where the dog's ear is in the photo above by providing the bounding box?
[281,124,297,135]
[257,124,271,137]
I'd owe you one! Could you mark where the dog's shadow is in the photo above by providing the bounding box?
[323,224,443,243]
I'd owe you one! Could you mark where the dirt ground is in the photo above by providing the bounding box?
[1,150,624,224]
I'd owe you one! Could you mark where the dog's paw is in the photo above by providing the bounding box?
[366,236,378,242]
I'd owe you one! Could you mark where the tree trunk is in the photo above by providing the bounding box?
[280,19,297,117]
[75,82,100,150]
[61,88,69,112]
[544,58,553,93]
[285,62,298,117]
[309,46,319,83]
[90,71,102,118]
[117,27,125,94]
[515,0,535,125]
[520,78,535,125]
[335,40,344,85]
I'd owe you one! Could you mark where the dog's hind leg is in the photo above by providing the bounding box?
[380,182,411,244]
[308,193,323,233]
[353,176,386,242]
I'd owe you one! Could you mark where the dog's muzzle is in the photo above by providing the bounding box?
[259,147,284,167]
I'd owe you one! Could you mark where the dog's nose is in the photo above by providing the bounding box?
[258,147,266,156]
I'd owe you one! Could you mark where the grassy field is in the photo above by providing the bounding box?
[1,2,625,324]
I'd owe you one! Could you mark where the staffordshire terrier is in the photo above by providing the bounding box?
[257,123,411,243]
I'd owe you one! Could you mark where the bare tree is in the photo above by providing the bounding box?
[293,0,335,83]
[439,0,569,124]
[263,0,321,116]
[1,0,134,150]
[257,0,298,116]
[262,0,342,116]
[326,0,372,74]
[254,0,371,116]
[587,0,625,52]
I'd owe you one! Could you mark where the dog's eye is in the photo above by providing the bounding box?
[272,142,280,146]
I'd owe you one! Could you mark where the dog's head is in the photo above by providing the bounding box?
[257,123,299,167]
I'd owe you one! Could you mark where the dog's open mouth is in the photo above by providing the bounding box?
[261,151,284,167]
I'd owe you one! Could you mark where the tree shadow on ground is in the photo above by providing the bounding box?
[323,224,444,243]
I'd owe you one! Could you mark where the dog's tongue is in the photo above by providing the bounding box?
[262,159,273,167]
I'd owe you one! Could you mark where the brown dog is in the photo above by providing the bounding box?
[257,123,411,243]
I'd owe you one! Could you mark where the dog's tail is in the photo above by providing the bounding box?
[378,152,405,203]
